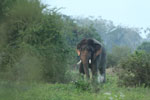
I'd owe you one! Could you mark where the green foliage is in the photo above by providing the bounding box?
[117,51,150,87]
[73,79,91,91]
[0,0,16,20]
[0,0,70,83]
[107,46,131,67]
[137,42,150,53]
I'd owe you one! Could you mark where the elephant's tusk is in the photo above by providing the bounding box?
[77,60,81,65]
[89,59,91,64]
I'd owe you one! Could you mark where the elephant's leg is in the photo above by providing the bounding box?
[99,53,106,83]
[99,57,106,83]
[91,63,98,82]
[99,67,106,83]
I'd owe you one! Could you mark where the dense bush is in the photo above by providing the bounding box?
[0,0,69,83]
[117,51,150,87]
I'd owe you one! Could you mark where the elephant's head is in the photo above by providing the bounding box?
[77,39,102,64]
[76,39,102,78]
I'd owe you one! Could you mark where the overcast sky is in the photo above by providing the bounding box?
[42,0,150,29]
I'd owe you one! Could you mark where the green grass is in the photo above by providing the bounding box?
[0,74,150,100]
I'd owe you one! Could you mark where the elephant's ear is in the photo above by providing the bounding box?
[76,49,80,56]
[76,41,81,56]
[95,45,102,56]
[93,43,102,59]
[76,38,87,56]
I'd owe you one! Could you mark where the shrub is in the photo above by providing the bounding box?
[116,51,150,87]
[0,0,70,83]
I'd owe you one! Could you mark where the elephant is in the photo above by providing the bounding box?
[76,38,106,83]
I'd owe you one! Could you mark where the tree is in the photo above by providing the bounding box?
[0,0,16,20]
[0,0,70,83]
[74,17,143,52]
[105,27,142,52]
[137,42,150,53]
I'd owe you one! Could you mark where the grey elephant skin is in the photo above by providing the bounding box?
[76,38,106,83]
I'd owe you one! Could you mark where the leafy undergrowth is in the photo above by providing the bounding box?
[0,74,150,100]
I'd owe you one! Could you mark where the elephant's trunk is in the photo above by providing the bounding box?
[82,61,90,79]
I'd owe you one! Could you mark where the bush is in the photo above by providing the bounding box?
[117,51,150,87]
[0,0,70,83]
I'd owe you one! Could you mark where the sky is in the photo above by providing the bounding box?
[42,0,150,38]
